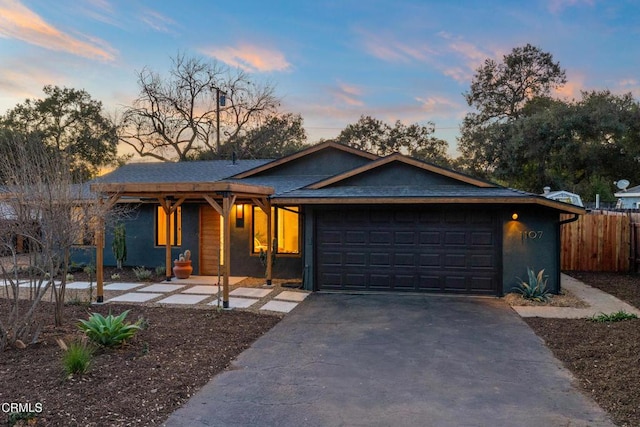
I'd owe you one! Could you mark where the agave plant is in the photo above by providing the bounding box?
[78,310,142,347]
[514,268,550,302]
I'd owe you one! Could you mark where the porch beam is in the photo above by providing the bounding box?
[203,194,224,216]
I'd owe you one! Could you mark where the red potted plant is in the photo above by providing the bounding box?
[173,249,192,279]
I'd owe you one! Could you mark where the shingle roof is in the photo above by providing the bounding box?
[94,160,271,184]
[237,175,331,195]
[278,185,533,199]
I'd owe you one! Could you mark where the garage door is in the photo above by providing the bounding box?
[316,206,499,294]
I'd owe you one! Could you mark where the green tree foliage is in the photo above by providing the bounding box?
[192,113,307,160]
[485,91,640,201]
[1,85,118,181]
[459,44,566,175]
[119,53,280,162]
[336,115,451,166]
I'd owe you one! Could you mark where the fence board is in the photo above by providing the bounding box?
[561,212,630,272]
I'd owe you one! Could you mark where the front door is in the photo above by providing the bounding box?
[199,205,221,275]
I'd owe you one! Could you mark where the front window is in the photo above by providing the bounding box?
[252,206,299,254]
[156,206,182,246]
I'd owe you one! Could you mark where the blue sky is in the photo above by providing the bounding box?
[0,0,638,156]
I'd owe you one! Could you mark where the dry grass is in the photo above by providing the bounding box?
[503,288,589,308]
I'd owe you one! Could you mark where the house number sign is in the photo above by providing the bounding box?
[522,230,543,241]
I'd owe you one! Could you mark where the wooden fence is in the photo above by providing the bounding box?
[560,211,631,272]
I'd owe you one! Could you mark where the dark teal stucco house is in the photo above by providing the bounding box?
[87,141,583,298]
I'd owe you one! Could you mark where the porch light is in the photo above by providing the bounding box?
[236,204,244,228]
[512,212,519,220]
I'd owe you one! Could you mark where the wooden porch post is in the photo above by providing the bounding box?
[158,197,186,282]
[222,193,236,308]
[265,199,273,286]
[204,194,236,308]
[253,197,273,286]
[95,214,105,303]
[96,195,119,303]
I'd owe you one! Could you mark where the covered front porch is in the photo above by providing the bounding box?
[91,181,276,308]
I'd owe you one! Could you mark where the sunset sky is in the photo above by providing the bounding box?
[0,0,638,156]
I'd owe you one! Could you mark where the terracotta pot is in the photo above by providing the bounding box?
[173,260,192,279]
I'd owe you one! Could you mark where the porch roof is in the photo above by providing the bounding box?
[90,181,274,199]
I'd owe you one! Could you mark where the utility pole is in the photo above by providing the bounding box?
[215,87,227,154]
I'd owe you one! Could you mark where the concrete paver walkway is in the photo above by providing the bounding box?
[100,276,309,313]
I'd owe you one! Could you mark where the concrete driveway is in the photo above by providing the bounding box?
[164,294,614,427]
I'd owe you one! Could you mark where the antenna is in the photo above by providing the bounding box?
[615,179,630,191]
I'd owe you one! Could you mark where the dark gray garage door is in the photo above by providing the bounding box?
[316,206,500,294]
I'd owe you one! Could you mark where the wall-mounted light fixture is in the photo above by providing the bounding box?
[512,212,519,221]
[236,204,244,228]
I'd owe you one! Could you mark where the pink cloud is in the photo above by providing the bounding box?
[415,96,462,115]
[139,7,177,34]
[0,0,117,61]
[548,0,595,14]
[358,28,434,64]
[553,72,585,100]
[202,43,291,73]
[331,83,364,107]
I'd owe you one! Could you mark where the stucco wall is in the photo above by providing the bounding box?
[501,207,560,294]
[72,202,303,280]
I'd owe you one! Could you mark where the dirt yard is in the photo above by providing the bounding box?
[0,300,282,426]
[526,272,640,427]
[3,269,640,426]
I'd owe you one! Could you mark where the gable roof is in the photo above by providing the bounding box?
[267,152,584,214]
[306,153,495,189]
[231,141,378,179]
[88,143,584,214]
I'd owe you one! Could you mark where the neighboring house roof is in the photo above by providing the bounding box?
[541,190,584,207]
[615,184,640,198]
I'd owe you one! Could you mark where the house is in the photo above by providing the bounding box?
[615,184,640,209]
[541,187,584,207]
[85,141,584,305]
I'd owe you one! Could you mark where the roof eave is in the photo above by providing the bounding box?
[91,182,274,199]
[272,196,585,214]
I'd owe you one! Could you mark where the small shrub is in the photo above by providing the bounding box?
[65,296,89,307]
[60,338,94,376]
[155,265,166,277]
[66,273,74,282]
[110,273,121,280]
[84,264,96,279]
[514,267,550,302]
[133,266,153,281]
[78,310,142,347]
[588,310,638,323]
[7,411,39,427]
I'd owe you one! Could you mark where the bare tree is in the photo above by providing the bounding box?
[0,131,113,349]
[118,53,280,161]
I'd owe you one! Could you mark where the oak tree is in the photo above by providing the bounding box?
[1,85,118,181]
[119,53,280,162]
